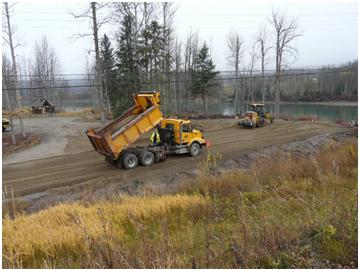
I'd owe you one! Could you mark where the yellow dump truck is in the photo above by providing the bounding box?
[86,91,207,169]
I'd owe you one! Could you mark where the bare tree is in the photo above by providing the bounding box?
[91,2,105,122]
[256,25,271,104]
[140,2,157,83]
[174,36,182,112]
[246,40,258,106]
[18,55,33,106]
[183,31,199,111]
[2,2,25,138]
[112,2,144,73]
[71,2,112,123]
[2,54,16,144]
[226,31,244,114]
[32,36,58,101]
[269,9,301,117]
[161,2,176,115]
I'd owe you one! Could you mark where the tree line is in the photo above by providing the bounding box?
[96,3,219,117]
[2,2,358,123]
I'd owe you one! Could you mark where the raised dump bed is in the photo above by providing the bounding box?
[86,91,163,160]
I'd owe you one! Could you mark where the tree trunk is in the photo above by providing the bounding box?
[202,94,207,115]
[5,2,25,138]
[91,2,105,124]
[234,85,238,115]
[240,75,245,114]
[175,72,180,112]
[261,57,265,104]
[103,79,112,115]
[274,74,280,117]
[234,66,239,115]
[3,83,17,144]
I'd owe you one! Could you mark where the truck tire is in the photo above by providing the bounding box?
[139,151,155,167]
[122,153,138,170]
[189,142,201,157]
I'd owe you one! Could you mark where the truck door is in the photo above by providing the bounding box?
[181,123,192,145]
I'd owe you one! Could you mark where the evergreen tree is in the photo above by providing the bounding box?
[139,20,165,88]
[149,21,165,75]
[115,14,140,115]
[191,42,219,113]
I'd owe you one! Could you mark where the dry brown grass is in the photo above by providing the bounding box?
[3,194,206,268]
[2,139,357,268]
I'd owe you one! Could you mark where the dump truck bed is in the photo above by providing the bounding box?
[86,92,163,160]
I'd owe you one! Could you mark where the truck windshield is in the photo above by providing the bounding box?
[182,124,191,132]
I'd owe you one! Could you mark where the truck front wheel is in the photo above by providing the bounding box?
[189,142,201,157]
[139,151,155,167]
[122,153,138,170]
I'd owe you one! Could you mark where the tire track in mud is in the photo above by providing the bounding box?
[3,120,345,197]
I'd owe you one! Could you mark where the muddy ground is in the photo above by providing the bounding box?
[2,116,354,213]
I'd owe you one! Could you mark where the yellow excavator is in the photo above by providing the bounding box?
[86,91,207,169]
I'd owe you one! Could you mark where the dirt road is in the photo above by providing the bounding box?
[3,117,94,165]
[3,119,347,200]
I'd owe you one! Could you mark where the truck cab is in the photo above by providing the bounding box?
[158,118,207,156]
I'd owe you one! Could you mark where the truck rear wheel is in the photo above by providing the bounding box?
[139,151,155,167]
[189,142,201,157]
[122,153,138,170]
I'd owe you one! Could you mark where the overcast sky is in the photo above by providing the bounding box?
[2,1,358,75]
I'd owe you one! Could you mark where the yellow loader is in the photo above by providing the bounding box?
[238,111,264,128]
[250,103,274,123]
